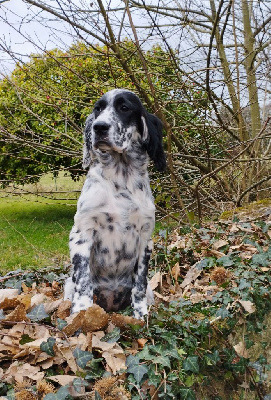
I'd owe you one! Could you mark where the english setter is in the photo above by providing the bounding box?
[64,89,166,319]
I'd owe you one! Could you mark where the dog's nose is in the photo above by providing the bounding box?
[93,122,110,137]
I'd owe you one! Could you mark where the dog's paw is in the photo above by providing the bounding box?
[71,294,93,314]
[133,301,148,320]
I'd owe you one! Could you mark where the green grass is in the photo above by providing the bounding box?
[0,196,76,273]
[0,172,171,274]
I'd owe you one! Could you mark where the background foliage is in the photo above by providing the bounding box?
[1,0,271,221]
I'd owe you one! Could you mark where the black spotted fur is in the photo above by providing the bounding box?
[64,89,166,319]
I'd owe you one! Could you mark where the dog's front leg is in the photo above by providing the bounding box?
[132,240,153,319]
[66,225,93,314]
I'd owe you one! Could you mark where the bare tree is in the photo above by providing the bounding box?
[1,0,271,220]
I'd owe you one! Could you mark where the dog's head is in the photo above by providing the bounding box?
[83,89,166,171]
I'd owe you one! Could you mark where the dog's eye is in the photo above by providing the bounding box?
[120,104,129,112]
[94,106,101,113]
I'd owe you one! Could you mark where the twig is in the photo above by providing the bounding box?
[236,173,271,206]
[0,271,30,282]
[195,116,271,221]
[2,216,40,252]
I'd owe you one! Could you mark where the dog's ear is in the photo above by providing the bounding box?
[82,113,94,169]
[142,113,166,172]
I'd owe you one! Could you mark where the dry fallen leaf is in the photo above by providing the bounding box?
[212,239,228,250]
[83,304,109,333]
[58,346,78,373]
[233,341,248,358]
[0,297,19,310]
[2,362,44,383]
[149,271,162,290]
[30,293,49,308]
[180,263,202,288]
[5,303,29,322]
[137,338,148,348]
[238,300,256,314]
[62,310,86,336]
[102,349,126,374]
[92,331,126,374]
[44,299,63,314]
[110,313,145,328]
[172,263,181,281]
[55,300,71,319]
[48,375,77,386]
[0,289,19,304]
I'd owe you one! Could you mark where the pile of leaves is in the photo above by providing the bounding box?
[0,209,271,399]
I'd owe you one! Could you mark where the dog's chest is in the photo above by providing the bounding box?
[75,172,154,282]
[77,171,155,233]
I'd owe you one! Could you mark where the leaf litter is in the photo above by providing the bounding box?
[0,209,271,398]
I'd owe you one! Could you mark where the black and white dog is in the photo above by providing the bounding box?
[64,89,166,319]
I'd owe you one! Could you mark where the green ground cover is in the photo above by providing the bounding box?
[0,197,76,272]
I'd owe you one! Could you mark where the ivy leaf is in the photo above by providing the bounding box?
[138,346,153,361]
[101,327,120,343]
[147,366,161,387]
[94,391,102,400]
[251,253,269,267]
[216,307,230,319]
[230,357,248,374]
[40,337,56,356]
[26,304,49,321]
[197,258,210,269]
[72,378,88,393]
[205,350,220,365]
[0,310,5,320]
[217,255,233,267]
[84,358,104,380]
[178,388,196,400]
[183,356,199,373]
[126,354,148,383]
[44,385,72,400]
[57,318,68,330]
[73,348,93,369]
[19,334,35,345]
[126,354,140,368]
[238,278,251,290]
[43,272,59,283]
[153,355,171,368]
[127,363,149,384]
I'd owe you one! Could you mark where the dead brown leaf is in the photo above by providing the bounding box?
[180,263,202,288]
[0,297,19,310]
[233,341,248,358]
[2,362,44,384]
[212,239,228,250]
[238,300,256,314]
[137,338,148,348]
[48,375,77,386]
[62,310,86,336]
[149,271,162,290]
[172,263,181,281]
[55,299,71,319]
[83,304,109,333]
[43,299,63,314]
[92,331,126,374]
[0,289,19,303]
[58,346,78,373]
[5,304,29,322]
[110,313,145,328]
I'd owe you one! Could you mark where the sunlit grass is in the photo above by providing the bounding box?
[0,196,76,273]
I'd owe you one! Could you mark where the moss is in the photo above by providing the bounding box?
[220,198,271,220]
